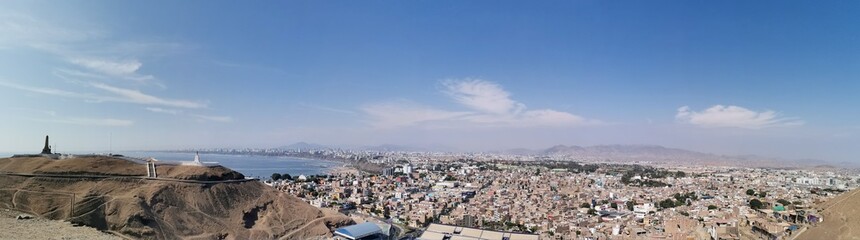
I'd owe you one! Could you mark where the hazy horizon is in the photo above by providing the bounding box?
[1,1,859,163]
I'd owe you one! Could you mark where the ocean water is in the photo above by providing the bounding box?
[5,151,340,178]
[121,151,342,178]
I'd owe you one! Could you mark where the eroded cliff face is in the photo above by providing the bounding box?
[0,157,353,239]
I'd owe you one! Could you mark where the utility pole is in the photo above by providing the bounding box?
[69,193,75,219]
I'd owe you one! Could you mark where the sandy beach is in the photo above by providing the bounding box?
[328,165,360,176]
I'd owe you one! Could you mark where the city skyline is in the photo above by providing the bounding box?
[1,1,859,162]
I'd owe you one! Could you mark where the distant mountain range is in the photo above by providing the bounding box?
[279,142,845,168]
[542,144,714,158]
[522,144,835,168]
[359,144,430,152]
[279,142,437,152]
[278,142,329,150]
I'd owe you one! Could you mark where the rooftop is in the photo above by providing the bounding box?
[334,222,383,240]
[419,223,539,240]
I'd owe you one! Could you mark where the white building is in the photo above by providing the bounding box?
[634,203,654,219]
[435,181,458,188]
[179,152,220,166]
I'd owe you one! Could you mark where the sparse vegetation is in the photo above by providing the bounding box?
[536,161,599,173]
[749,199,764,209]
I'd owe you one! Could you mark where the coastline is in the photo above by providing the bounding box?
[143,150,343,163]
[327,165,359,176]
[155,150,385,174]
[119,151,341,178]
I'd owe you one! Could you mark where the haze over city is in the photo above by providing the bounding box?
[1,1,859,163]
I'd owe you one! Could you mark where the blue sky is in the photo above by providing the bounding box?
[0,1,858,162]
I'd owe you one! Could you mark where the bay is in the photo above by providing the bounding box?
[119,151,341,179]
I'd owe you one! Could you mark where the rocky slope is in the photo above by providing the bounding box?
[0,156,352,239]
[797,189,860,240]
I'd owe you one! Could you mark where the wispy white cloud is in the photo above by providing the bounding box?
[297,103,356,114]
[68,58,155,82]
[53,68,108,80]
[36,117,134,127]
[0,13,103,45]
[70,58,142,76]
[190,114,233,123]
[0,11,231,130]
[0,81,98,99]
[147,108,231,123]
[106,41,190,57]
[8,106,133,127]
[0,81,207,109]
[89,82,206,108]
[361,101,471,128]
[0,11,235,131]
[1,12,171,88]
[511,109,591,127]
[211,60,292,76]
[145,107,182,115]
[361,79,598,128]
[8,107,57,117]
[442,79,524,114]
[444,79,596,127]
[676,105,803,129]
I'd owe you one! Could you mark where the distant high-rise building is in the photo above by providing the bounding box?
[457,215,476,228]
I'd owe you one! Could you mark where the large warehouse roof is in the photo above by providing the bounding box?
[419,223,539,240]
[334,222,383,240]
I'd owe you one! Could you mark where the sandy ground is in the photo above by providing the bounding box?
[0,156,244,181]
[328,166,359,176]
[0,208,121,240]
[796,189,860,240]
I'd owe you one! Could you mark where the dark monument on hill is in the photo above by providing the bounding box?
[11,135,60,159]
[41,135,52,154]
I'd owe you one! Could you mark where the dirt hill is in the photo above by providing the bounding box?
[0,156,353,239]
[0,156,245,181]
[796,189,860,240]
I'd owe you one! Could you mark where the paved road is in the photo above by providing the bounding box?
[787,226,808,240]
[0,171,255,184]
[279,215,331,240]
